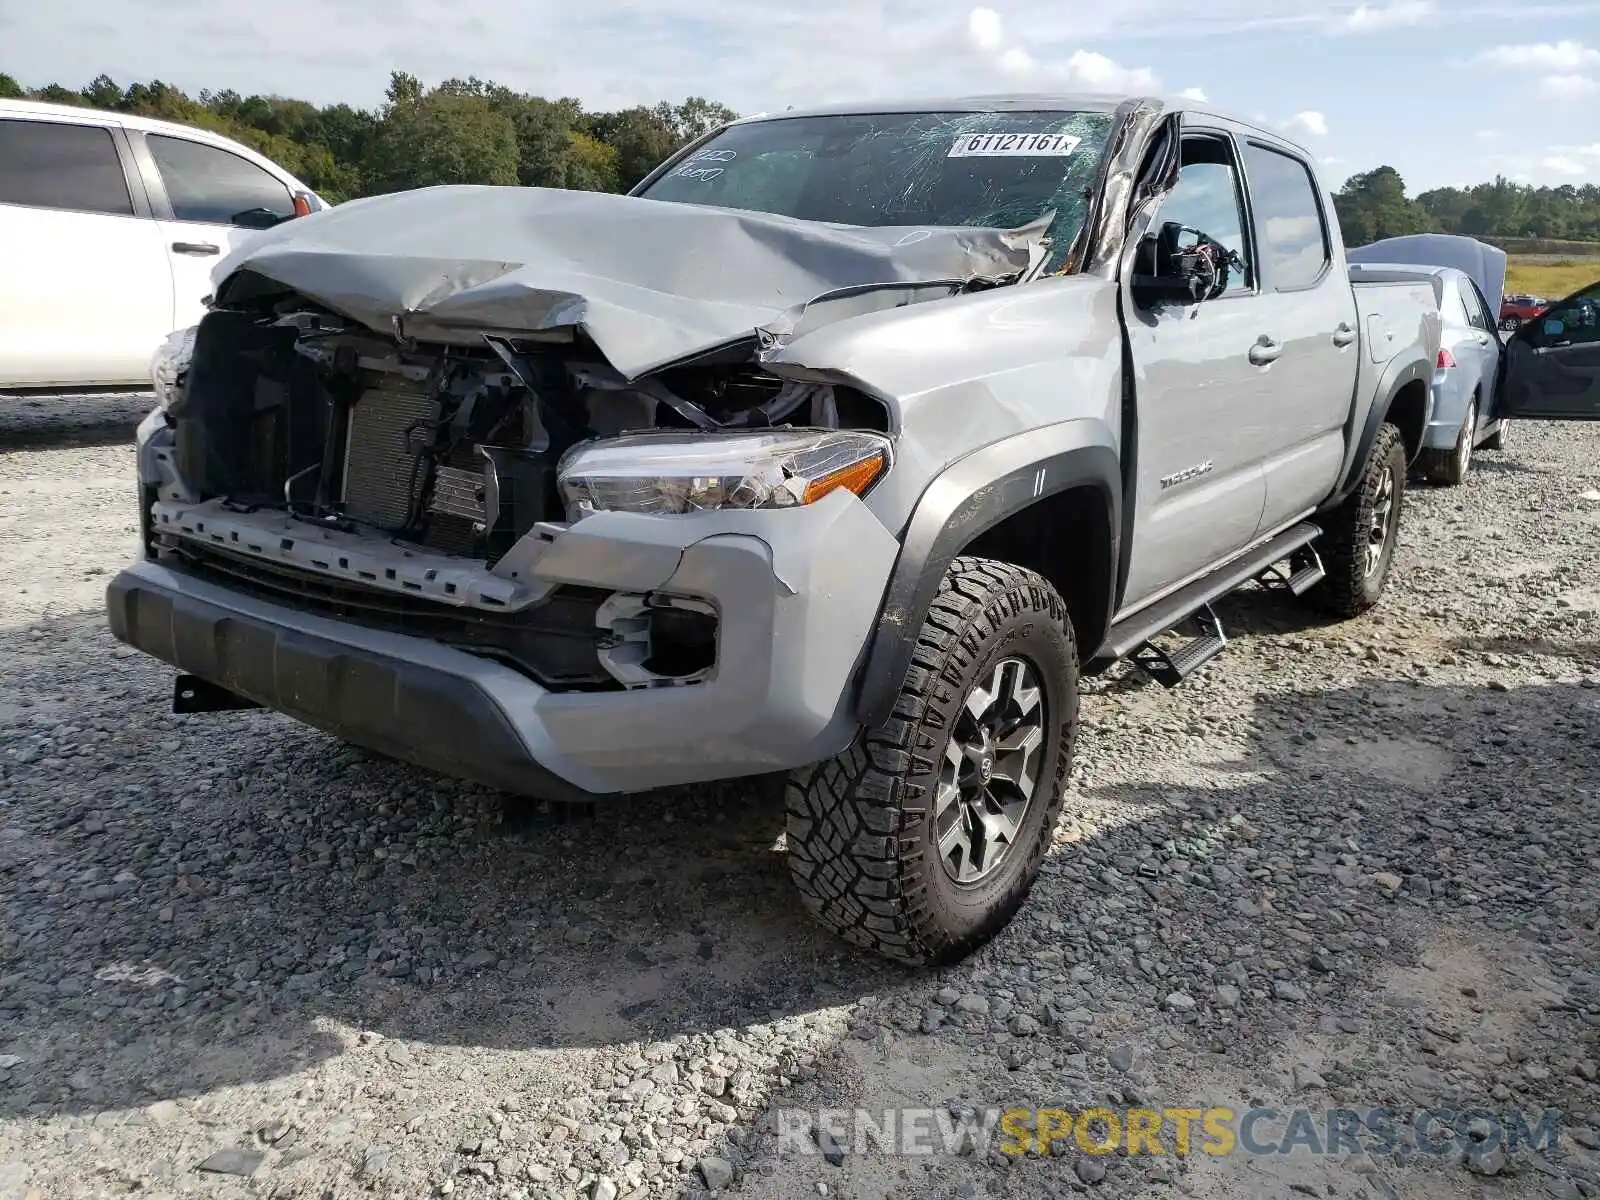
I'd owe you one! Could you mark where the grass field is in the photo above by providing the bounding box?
[1505,255,1600,299]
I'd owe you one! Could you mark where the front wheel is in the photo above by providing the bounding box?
[785,557,1078,966]
[1303,422,1406,619]
[1481,418,1509,452]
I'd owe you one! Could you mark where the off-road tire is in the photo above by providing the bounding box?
[1417,396,1476,486]
[785,557,1078,967]
[1304,422,1406,619]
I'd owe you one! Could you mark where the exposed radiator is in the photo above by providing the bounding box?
[341,378,438,530]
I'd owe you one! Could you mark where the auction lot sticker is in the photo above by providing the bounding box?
[949,132,1082,157]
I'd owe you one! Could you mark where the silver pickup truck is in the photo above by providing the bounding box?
[107,93,1442,966]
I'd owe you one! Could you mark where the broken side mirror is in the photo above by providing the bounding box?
[1131,221,1233,306]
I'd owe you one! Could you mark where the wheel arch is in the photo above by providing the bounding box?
[854,423,1121,727]
[1323,355,1432,511]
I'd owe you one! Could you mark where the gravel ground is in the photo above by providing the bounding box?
[2,397,1599,1200]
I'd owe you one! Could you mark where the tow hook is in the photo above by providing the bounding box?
[172,675,261,714]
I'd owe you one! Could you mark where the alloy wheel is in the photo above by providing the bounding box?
[1455,400,1477,479]
[934,658,1048,884]
[1365,465,1397,578]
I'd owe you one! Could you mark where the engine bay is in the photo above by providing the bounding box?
[166,296,890,567]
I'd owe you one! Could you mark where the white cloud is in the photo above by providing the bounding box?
[967,7,1005,52]
[1336,1,1435,33]
[1473,129,1501,141]
[1322,155,1345,165]
[1541,155,1588,176]
[1477,40,1600,71]
[1177,87,1209,101]
[1482,146,1600,185]
[1540,73,1600,102]
[1282,110,1330,139]
[962,7,1161,91]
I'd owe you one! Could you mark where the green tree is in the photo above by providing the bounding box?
[0,73,24,99]
[583,104,685,190]
[565,130,620,192]
[368,89,519,192]
[1333,166,1436,245]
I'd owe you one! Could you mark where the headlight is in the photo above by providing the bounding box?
[150,325,197,410]
[557,429,891,517]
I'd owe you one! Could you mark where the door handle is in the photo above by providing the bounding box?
[1332,323,1357,347]
[171,242,221,256]
[1249,336,1283,366]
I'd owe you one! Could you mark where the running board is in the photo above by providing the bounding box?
[1256,545,1326,596]
[1130,602,1226,687]
[1099,522,1324,666]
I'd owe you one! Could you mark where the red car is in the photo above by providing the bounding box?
[1500,293,1547,330]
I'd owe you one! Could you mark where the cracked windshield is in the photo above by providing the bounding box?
[639,109,1114,270]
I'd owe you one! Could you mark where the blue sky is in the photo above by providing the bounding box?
[5,0,1599,191]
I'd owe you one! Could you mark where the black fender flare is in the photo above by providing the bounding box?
[853,423,1121,727]
[1323,354,1433,510]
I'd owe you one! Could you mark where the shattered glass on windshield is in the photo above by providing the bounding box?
[639,110,1116,271]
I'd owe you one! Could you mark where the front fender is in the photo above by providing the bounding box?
[853,422,1121,727]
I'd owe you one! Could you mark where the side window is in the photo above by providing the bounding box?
[1458,280,1491,331]
[146,134,294,225]
[1539,284,1600,346]
[1149,137,1254,295]
[0,118,133,216]
[1241,142,1331,291]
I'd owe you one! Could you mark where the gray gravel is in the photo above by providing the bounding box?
[3,399,1599,1200]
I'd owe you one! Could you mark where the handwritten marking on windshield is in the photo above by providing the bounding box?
[673,166,725,182]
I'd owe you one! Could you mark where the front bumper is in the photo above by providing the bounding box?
[106,489,899,798]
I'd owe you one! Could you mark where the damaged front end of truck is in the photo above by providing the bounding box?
[115,184,1046,792]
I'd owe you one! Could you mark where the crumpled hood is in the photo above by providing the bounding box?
[214,185,1045,380]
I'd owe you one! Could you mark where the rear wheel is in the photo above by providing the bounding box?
[785,557,1078,966]
[1303,422,1405,619]
[1417,396,1477,486]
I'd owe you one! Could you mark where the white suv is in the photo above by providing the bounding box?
[0,99,326,391]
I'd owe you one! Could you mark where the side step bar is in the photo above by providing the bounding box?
[1130,602,1226,687]
[1256,544,1327,597]
[1097,522,1323,681]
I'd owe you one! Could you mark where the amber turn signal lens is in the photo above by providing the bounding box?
[802,452,887,505]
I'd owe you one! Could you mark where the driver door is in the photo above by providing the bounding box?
[1500,280,1600,419]
[1119,130,1270,610]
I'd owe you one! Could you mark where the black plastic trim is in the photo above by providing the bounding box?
[854,425,1120,726]
[106,571,597,802]
[120,129,176,222]
[1323,353,1432,509]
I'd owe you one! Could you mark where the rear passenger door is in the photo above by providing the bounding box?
[138,133,299,329]
[0,116,174,387]
[1237,139,1360,537]
[1453,276,1501,418]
